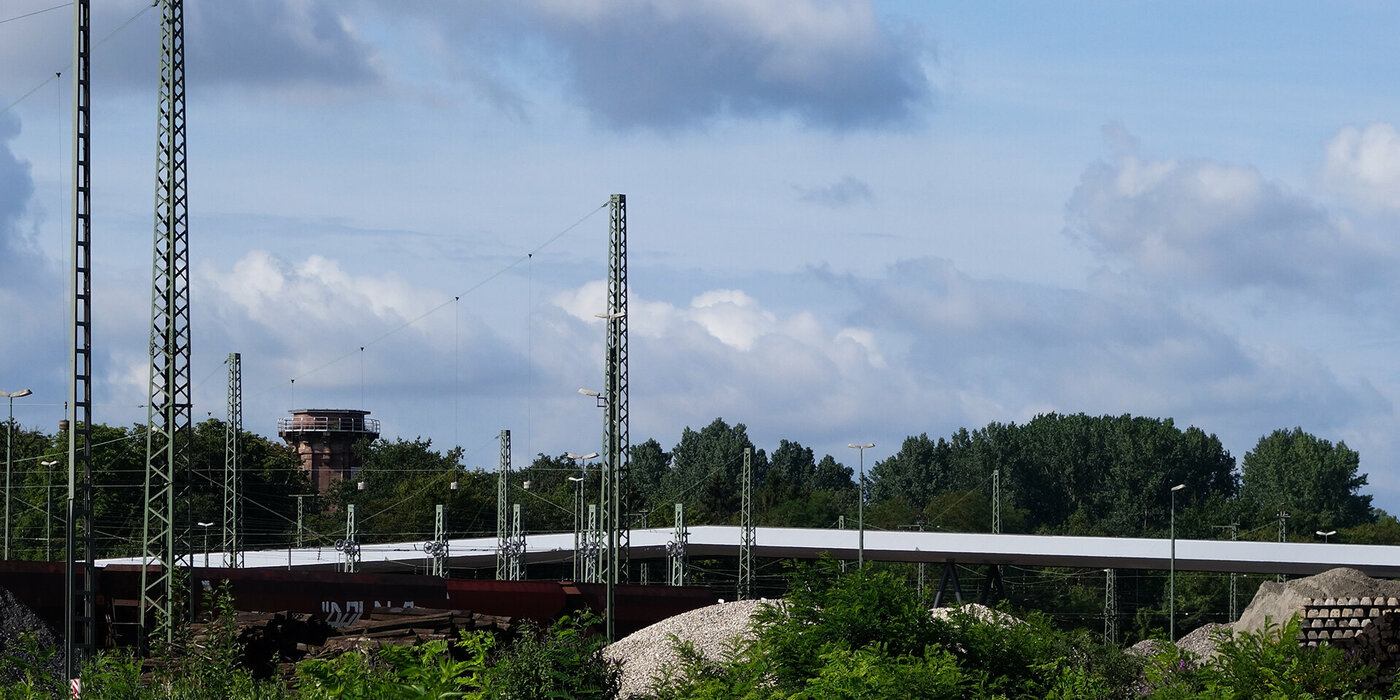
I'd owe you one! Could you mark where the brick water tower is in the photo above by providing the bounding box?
[277,409,381,493]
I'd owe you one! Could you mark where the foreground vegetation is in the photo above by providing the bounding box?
[1,588,617,699]
[4,565,1400,698]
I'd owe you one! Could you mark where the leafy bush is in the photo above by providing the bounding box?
[642,561,1142,700]
[1142,617,1387,699]
[481,613,618,699]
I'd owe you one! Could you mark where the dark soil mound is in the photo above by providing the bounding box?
[0,586,64,685]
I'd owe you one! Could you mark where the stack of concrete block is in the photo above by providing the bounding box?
[1297,596,1400,686]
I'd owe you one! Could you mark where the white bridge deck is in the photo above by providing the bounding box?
[104,526,1400,578]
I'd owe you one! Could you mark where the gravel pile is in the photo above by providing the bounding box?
[0,586,63,685]
[1127,638,1169,657]
[605,598,770,699]
[1175,622,1231,659]
[930,602,1021,627]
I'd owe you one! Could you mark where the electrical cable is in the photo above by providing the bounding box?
[2,1,158,118]
[248,202,607,403]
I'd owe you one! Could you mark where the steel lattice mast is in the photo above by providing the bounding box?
[600,194,629,640]
[140,0,191,644]
[222,353,240,568]
[64,0,96,679]
[495,429,511,580]
[739,446,754,599]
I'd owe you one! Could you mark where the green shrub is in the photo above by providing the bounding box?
[480,614,619,699]
[1142,617,1384,699]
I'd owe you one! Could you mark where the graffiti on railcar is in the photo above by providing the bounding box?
[320,599,415,628]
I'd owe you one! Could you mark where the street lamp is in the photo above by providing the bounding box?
[196,522,214,568]
[847,443,874,569]
[1316,530,1337,543]
[578,388,605,408]
[1169,483,1185,642]
[40,460,58,561]
[1,388,33,560]
[566,452,598,581]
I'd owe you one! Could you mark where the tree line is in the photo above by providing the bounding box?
[0,412,1385,557]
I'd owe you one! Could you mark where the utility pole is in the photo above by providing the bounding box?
[1103,569,1117,645]
[290,493,315,548]
[838,515,847,573]
[141,0,192,645]
[739,447,754,600]
[586,504,599,582]
[65,0,96,677]
[668,503,687,586]
[340,504,358,573]
[1214,523,1240,621]
[495,430,510,580]
[508,503,524,581]
[599,194,629,641]
[1277,507,1290,583]
[992,469,1001,534]
[222,353,240,568]
[430,504,446,578]
[916,519,926,597]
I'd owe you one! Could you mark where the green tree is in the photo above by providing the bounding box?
[1239,427,1372,534]
[667,418,765,521]
[316,436,488,545]
[629,438,670,521]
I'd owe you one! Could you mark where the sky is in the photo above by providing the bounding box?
[3,1,1400,518]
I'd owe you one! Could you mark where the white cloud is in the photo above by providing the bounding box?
[1066,134,1391,302]
[205,251,440,331]
[1324,123,1400,212]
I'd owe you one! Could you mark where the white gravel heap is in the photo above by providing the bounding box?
[1174,622,1232,659]
[605,598,770,699]
[929,602,1021,627]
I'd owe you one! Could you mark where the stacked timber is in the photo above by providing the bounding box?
[309,606,513,658]
[1296,597,1400,686]
[184,606,514,678]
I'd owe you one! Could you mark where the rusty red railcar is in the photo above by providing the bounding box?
[0,561,717,648]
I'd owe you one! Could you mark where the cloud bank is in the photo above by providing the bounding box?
[519,0,932,130]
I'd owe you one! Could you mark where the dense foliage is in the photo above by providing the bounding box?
[0,418,306,560]
[641,563,1399,700]
[0,586,616,699]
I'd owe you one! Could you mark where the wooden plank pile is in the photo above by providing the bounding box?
[1297,596,1400,686]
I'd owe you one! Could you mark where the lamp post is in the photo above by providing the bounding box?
[1169,483,1185,642]
[1316,530,1336,543]
[565,451,598,582]
[40,460,58,561]
[197,521,214,568]
[847,442,874,569]
[1,388,33,560]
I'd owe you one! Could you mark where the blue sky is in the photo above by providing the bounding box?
[3,1,1400,518]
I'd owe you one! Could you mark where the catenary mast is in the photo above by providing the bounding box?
[140,0,192,644]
